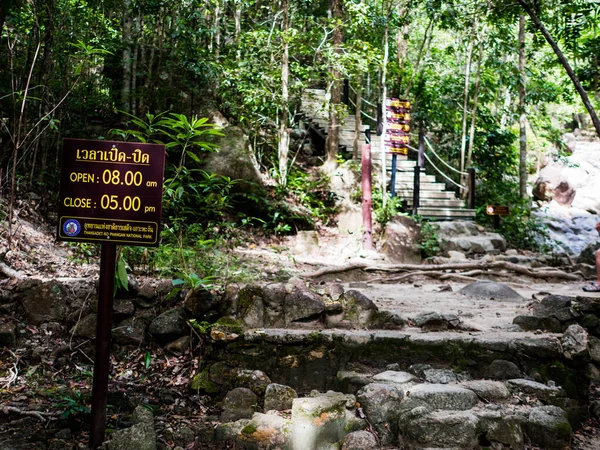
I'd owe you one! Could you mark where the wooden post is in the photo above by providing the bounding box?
[361,144,373,250]
[412,165,420,216]
[418,130,425,167]
[390,154,397,198]
[468,168,476,209]
[89,244,116,449]
[343,79,349,105]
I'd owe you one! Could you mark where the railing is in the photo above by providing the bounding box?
[304,80,476,215]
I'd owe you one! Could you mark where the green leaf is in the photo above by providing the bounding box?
[116,259,129,291]
[144,351,152,370]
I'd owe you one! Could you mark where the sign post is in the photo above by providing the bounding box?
[486,205,510,229]
[57,139,165,449]
[384,99,411,198]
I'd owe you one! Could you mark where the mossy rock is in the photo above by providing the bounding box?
[189,370,219,394]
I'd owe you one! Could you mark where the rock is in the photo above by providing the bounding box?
[148,308,187,343]
[357,383,404,445]
[527,405,572,450]
[337,371,373,394]
[381,215,422,264]
[533,295,575,322]
[189,370,219,394]
[325,284,344,301]
[20,280,68,325]
[0,321,16,347]
[294,231,319,256]
[234,369,271,396]
[204,125,264,187]
[113,299,135,320]
[264,383,297,411]
[460,380,510,401]
[561,324,589,359]
[70,313,97,339]
[105,405,156,450]
[436,221,506,255]
[508,379,565,402]
[447,250,467,261]
[407,384,478,411]
[337,203,363,234]
[412,311,460,331]
[372,370,416,385]
[284,287,326,325]
[578,239,600,265]
[164,336,191,355]
[554,181,576,207]
[513,315,563,333]
[216,412,292,449]
[341,290,378,327]
[238,285,267,327]
[562,132,577,153]
[291,391,362,449]
[589,336,600,363]
[423,368,457,384]
[342,430,378,450]
[113,318,146,346]
[183,288,219,320]
[220,388,259,422]
[403,410,479,448]
[459,280,523,302]
[369,310,406,330]
[477,410,524,448]
[484,360,523,380]
[533,178,555,202]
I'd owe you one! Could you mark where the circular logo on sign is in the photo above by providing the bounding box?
[63,219,81,237]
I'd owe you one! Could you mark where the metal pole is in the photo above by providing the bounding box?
[412,165,420,216]
[390,154,397,198]
[89,243,116,449]
[361,144,373,250]
[468,168,476,209]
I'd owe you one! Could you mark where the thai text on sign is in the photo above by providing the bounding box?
[385,98,411,155]
[57,139,166,246]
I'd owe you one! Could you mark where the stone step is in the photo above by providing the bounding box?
[394,182,447,192]
[395,190,457,200]
[393,173,437,183]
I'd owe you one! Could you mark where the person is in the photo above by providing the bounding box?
[583,222,600,292]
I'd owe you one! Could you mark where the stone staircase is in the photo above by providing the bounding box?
[300,88,476,221]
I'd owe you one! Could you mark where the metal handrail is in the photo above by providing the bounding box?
[406,144,466,190]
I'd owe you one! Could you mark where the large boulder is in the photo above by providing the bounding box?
[381,216,422,264]
[402,410,479,449]
[203,125,264,187]
[406,384,478,411]
[342,430,378,450]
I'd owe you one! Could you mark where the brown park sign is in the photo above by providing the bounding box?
[486,205,510,216]
[57,139,166,246]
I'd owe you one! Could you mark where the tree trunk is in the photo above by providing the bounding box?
[460,34,475,180]
[324,0,343,172]
[518,14,527,199]
[464,44,483,190]
[121,0,133,112]
[353,79,362,159]
[379,22,389,206]
[277,0,290,186]
[516,0,600,137]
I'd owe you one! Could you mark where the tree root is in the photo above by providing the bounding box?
[1,405,57,421]
[304,260,581,282]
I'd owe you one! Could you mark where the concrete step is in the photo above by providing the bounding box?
[395,189,457,200]
[405,199,465,208]
[393,173,437,183]
[394,182,447,192]
[417,207,477,220]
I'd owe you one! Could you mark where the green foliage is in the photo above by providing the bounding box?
[56,390,90,419]
[188,319,214,335]
[114,254,129,296]
[417,220,441,258]
[372,189,405,227]
[66,242,98,264]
